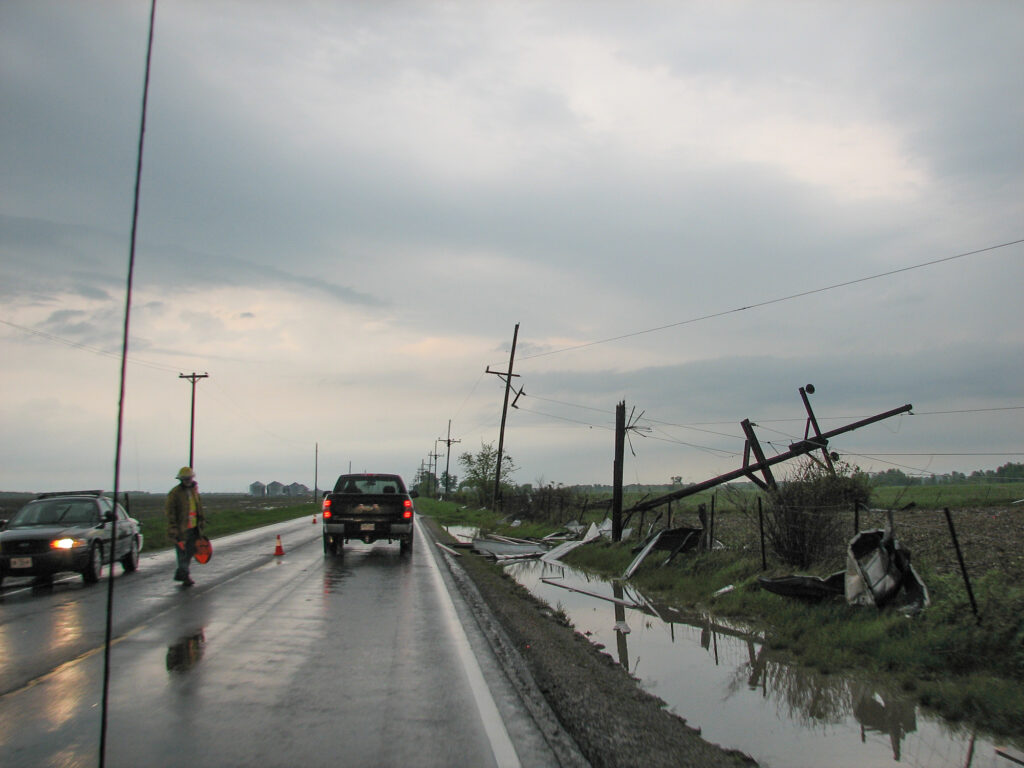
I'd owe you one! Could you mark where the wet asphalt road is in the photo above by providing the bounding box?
[0,516,559,767]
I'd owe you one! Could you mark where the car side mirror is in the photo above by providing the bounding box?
[409,490,419,499]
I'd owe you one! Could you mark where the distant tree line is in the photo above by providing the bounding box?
[870,462,1024,486]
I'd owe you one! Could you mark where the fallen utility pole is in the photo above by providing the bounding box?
[628,394,912,515]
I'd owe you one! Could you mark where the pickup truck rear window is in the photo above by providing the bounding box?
[333,476,406,495]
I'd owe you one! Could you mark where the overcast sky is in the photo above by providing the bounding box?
[2,1,1022,494]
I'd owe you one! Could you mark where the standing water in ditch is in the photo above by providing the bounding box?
[502,556,1019,768]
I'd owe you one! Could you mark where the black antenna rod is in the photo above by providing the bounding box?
[101,1,157,766]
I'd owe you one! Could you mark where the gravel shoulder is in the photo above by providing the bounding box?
[421,516,756,768]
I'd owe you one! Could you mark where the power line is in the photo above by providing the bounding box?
[513,405,614,431]
[520,238,1024,360]
[846,452,1024,457]
[913,406,1024,416]
[1,317,182,373]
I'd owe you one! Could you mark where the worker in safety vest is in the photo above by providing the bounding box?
[166,466,205,587]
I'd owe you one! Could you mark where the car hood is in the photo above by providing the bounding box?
[1,524,96,540]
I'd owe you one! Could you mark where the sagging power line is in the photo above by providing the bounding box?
[520,238,1024,361]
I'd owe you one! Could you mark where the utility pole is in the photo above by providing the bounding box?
[429,445,443,498]
[486,323,520,514]
[178,372,208,468]
[438,420,461,499]
[612,401,625,542]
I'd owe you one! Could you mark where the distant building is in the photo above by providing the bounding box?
[267,481,286,497]
[249,481,266,497]
[286,482,310,496]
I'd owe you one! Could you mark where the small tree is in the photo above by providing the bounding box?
[458,441,518,509]
[765,458,869,568]
[439,471,458,497]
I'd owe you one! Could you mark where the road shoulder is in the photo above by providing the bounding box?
[420,516,757,768]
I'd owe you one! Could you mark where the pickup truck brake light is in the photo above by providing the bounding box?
[403,499,413,519]
[322,498,332,519]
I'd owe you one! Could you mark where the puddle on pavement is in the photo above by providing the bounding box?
[505,558,1021,768]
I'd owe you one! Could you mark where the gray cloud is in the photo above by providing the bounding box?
[2,1,1021,491]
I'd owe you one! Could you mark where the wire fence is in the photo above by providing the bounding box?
[489,483,1024,583]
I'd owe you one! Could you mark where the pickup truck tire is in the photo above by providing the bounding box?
[400,535,413,556]
[323,535,343,557]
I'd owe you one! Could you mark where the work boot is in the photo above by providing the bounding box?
[173,570,185,582]
[180,576,195,587]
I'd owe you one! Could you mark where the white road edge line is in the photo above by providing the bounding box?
[415,515,522,768]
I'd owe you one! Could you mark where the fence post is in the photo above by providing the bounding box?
[709,493,716,552]
[758,496,767,571]
[943,507,981,625]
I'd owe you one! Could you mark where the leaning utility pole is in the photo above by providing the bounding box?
[438,420,461,499]
[179,372,208,468]
[486,323,520,513]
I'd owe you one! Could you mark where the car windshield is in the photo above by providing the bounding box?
[8,499,98,528]
[335,476,404,494]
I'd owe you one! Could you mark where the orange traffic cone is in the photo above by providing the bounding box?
[312,514,317,524]
[274,535,285,556]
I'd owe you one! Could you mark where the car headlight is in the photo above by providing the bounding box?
[51,537,87,550]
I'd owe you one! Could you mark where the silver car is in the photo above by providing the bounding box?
[0,490,143,586]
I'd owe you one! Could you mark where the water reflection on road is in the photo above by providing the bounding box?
[505,558,1018,768]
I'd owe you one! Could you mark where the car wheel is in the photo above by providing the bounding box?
[82,543,104,583]
[121,536,140,573]
[400,535,413,556]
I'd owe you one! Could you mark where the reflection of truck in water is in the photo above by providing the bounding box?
[321,473,416,556]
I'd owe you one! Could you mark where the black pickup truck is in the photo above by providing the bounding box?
[321,473,417,556]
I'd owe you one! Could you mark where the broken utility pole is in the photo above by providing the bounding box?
[628,388,912,515]
[486,322,520,514]
[612,401,625,542]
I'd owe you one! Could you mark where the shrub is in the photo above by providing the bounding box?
[765,459,869,568]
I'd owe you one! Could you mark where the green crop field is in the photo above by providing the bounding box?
[868,481,1024,509]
